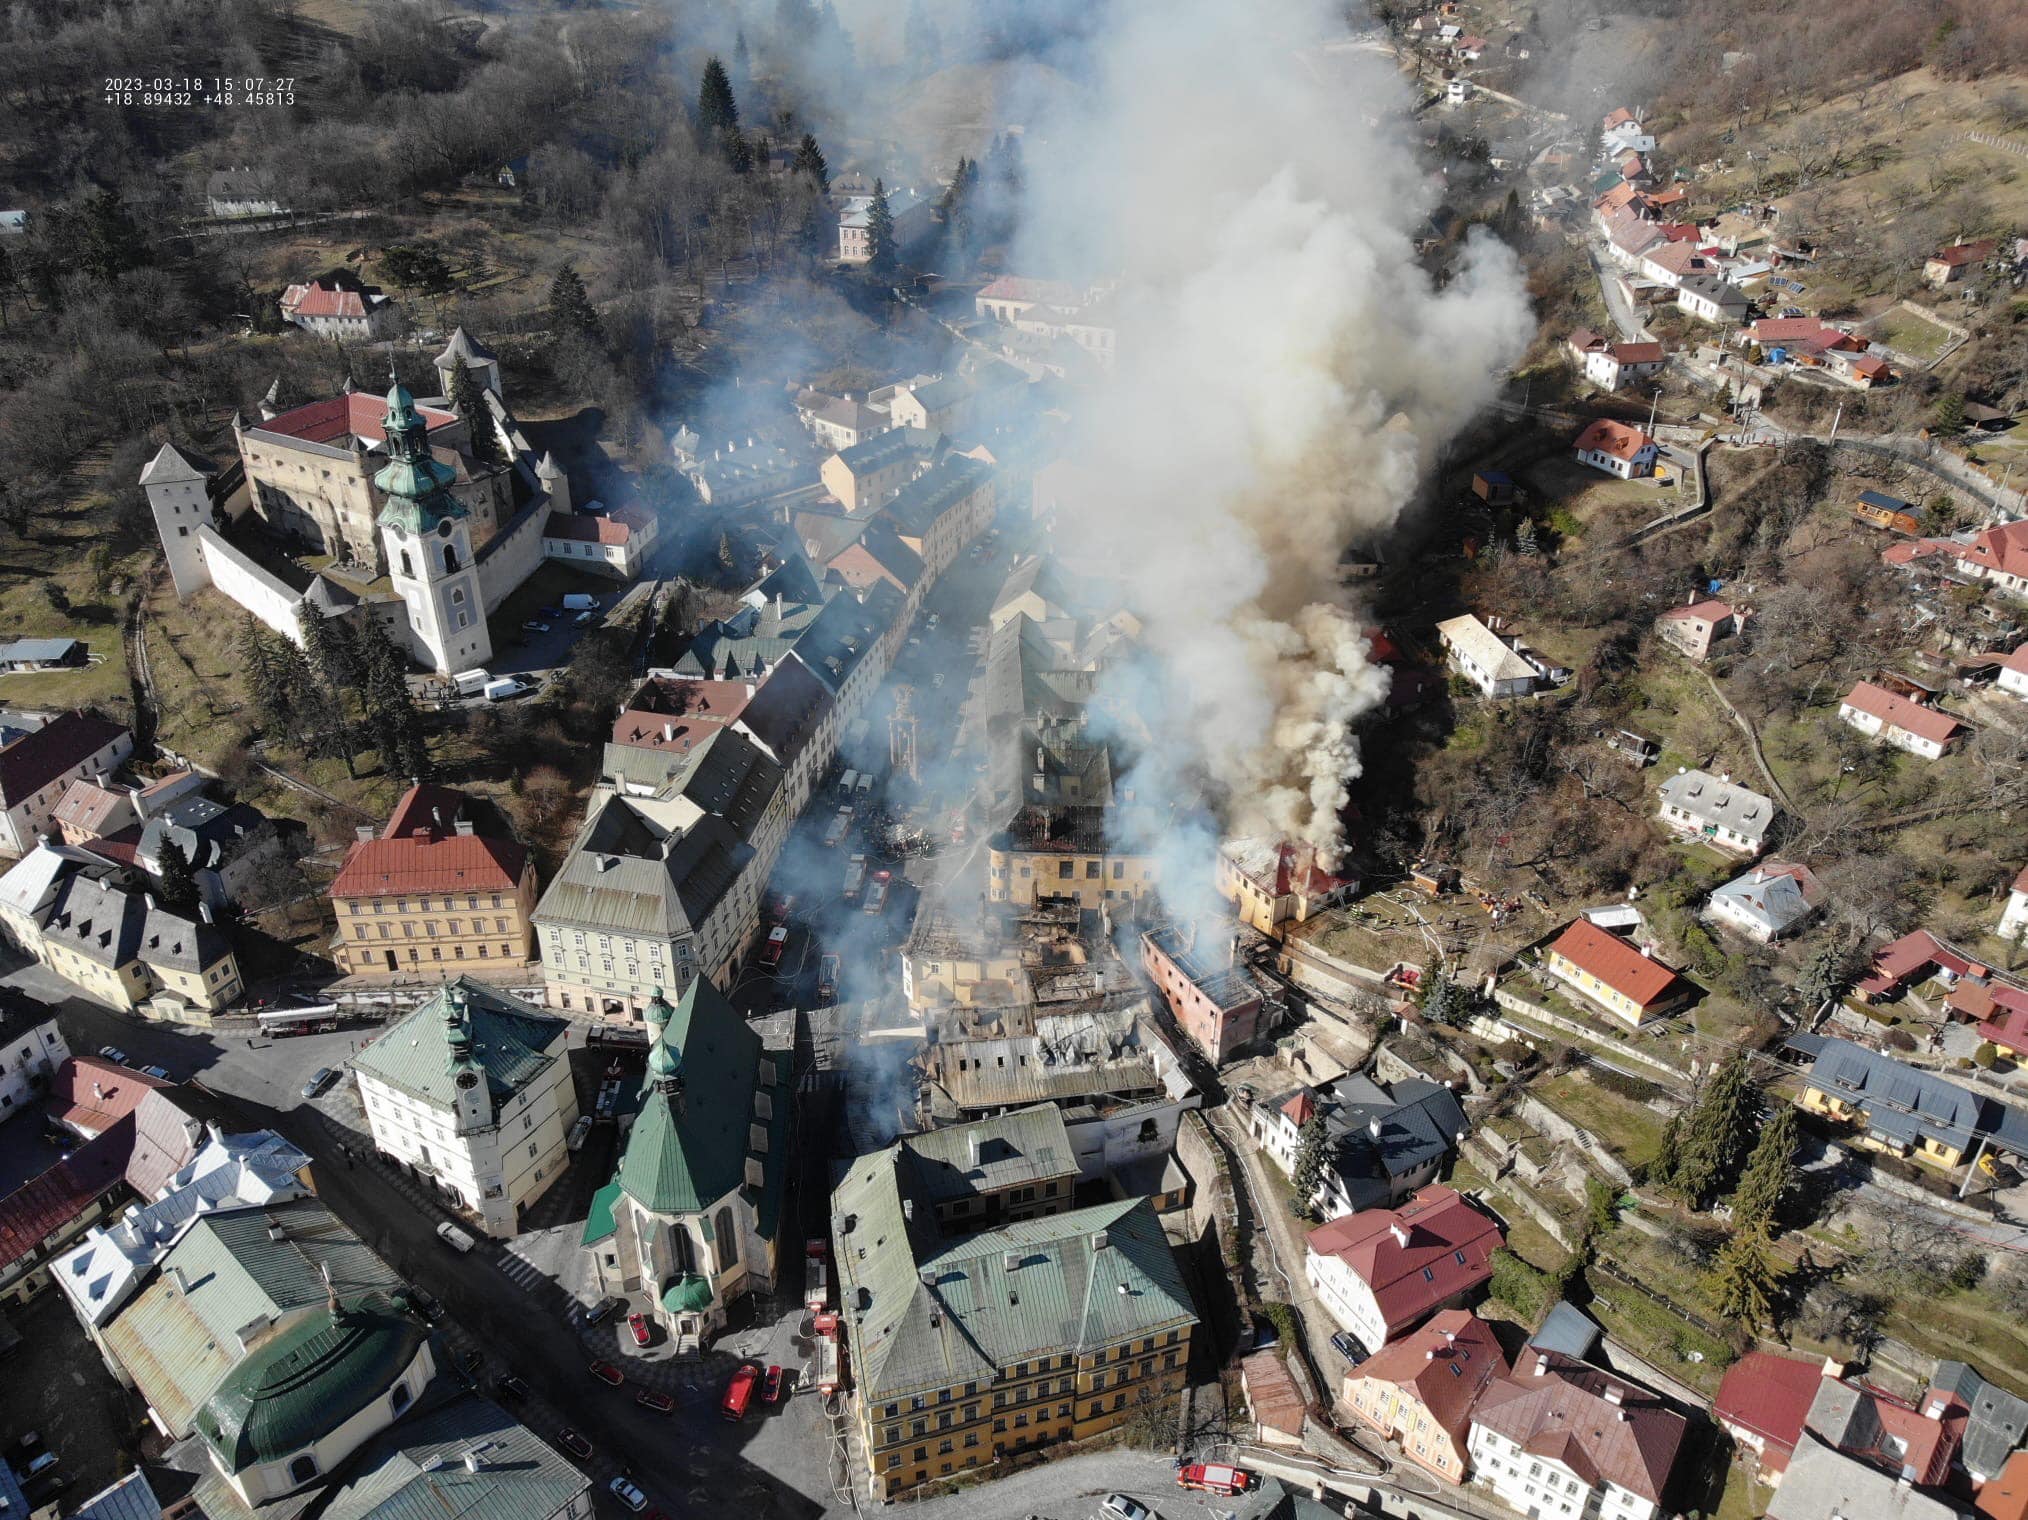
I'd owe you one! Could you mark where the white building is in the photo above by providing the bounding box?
[2001,643,2028,701]
[1837,681,1965,760]
[350,980,578,1237]
[1705,861,1821,943]
[0,711,134,857]
[1435,615,1540,699]
[1582,340,1666,392]
[1573,419,1659,480]
[1303,1186,1502,1351]
[1678,273,1750,326]
[1655,769,1776,857]
[1468,1350,1684,1520]
[836,186,931,264]
[2002,867,2028,941]
[0,998,70,1118]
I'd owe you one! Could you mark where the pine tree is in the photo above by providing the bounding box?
[547,264,602,349]
[354,617,432,780]
[728,132,755,175]
[1674,1051,1759,1209]
[447,358,503,466]
[793,133,829,189]
[697,57,740,143]
[156,837,201,915]
[1935,390,1966,437]
[866,179,897,275]
[1730,1103,1798,1233]
[1797,943,1848,1012]
[1707,1224,1787,1330]
[1289,1109,1329,1220]
[235,613,293,734]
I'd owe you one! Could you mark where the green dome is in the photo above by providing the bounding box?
[373,380,462,534]
[647,1036,680,1079]
[194,1294,425,1476]
[661,1273,713,1314]
[644,988,674,1028]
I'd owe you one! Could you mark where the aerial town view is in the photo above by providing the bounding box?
[5,1,2028,1519]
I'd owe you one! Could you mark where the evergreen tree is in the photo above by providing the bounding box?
[1649,1112,1683,1189]
[1935,390,1966,438]
[547,264,603,349]
[728,132,755,175]
[447,359,503,466]
[1707,1224,1787,1330]
[697,56,740,143]
[235,613,293,734]
[793,132,830,189]
[866,178,897,275]
[73,189,148,285]
[156,837,201,915]
[354,618,432,780]
[1289,1109,1329,1220]
[1730,1103,1798,1233]
[1797,943,1849,1012]
[1674,1051,1758,1209]
[380,244,453,295]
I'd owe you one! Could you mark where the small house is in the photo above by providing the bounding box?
[1925,240,1998,287]
[1572,419,1658,480]
[1851,490,1922,536]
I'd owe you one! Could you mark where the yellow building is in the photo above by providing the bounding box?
[330,784,537,978]
[1216,837,1354,938]
[832,1107,1197,1499]
[31,871,240,1016]
[901,901,1025,1011]
[1788,1034,2006,1173]
[1540,919,1690,1028]
[987,807,1158,911]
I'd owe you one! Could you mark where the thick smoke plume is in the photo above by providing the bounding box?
[1018,0,1534,869]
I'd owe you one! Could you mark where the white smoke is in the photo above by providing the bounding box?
[1017,0,1534,870]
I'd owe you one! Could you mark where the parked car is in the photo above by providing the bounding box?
[556,1429,592,1462]
[300,1067,338,1100]
[759,926,789,967]
[435,1221,477,1253]
[585,1296,625,1325]
[567,1115,593,1152]
[588,1360,624,1387]
[628,1312,650,1347]
[97,1046,127,1065]
[140,1064,170,1081]
[607,1479,647,1514]
[634,1389,674,1414]
[493,1374,530,1401]
[573,610,595,627]
[721,1362,761,1421]
[407,1288,444,1323]
[22,1454,58,1479]
[1102,1496,1154,1520]
[1177,1464,1254,1497]
[1330,1330,1368,1367]
[522,620,551,634]
[762,1364,785,1404]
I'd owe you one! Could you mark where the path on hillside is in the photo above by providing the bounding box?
[1693,665,1798,818]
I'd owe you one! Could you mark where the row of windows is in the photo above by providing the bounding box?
[346,896,509,914]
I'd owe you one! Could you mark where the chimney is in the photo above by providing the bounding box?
[92,1081,105,1101]
[1092,1228,1110,1252]
[143,893,156,911]
[1604,1384,1625,1406]
[664,722,677,743]
[462,1452,481,1475]
[1368,1118,1382,1139]
[1390,1223,1410,1248]
[454,819,473,836]
[902,1199,913,1222]
[1004,1250,1021,1271]
[199,902,213,924]
[1532,1357,1547,1377]
[968,1133,982,1167]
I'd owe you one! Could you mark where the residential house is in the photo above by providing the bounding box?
[1656,597,1744,661]
[47,1056,167,1140]
[1639,241,1721,288]
[279,272,399,341]
[1803,1371,1958,1489]
[1786,1032,2028,1173]
[541,505,658,578]
[1241,1352,1307,1449]
[1838,680,1967,759]
[134,794,278,911]
[829,1103,1195,1499]
[1853,489,1924,535]
[1706,861,1822,942]
[1960,980,2028,1060]
[734,654,839,819]
[1216,837,1354,937]
[0,997,70,1123]
[2000,866,2028,941]
[819,427,938,514]
[1573,419,1658,479]
[1854,928,1972,1001]
[836,185,932,264]
[53,779,138,847]
[1899,520,2028,600]
[794,389,891,452]
[329,784,537,978]
[352,979,577,1236]
[1582,339,1667,391]
[974,276,1089,324]
[1250,1074,1467,1218]
[1656,768,1777,856]
[1468,1349,1686,1520]
[1303,1186,1503,1351]
[0,711,134,856]
[1768,1435,1966,1520]
[1141,926,1261,1065]
[1983,1454,2028,1520]
[1716,1350,1834,1484]
[682,438,810,508]
[1678,273,1750,325]
[0,1122,131,1306]
[882,455,996,583]
[988,800,1160,914]
[1434,614,1540,698]
[1343,1310,1509,1484]
[1927,240,1999,287]
[1927,1361,2028,1488]
[1541,918,1691,1027]
[204,168,284,219]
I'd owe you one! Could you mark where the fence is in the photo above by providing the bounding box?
[1488,985,1689,1081]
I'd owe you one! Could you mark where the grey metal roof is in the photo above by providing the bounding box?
[832,425,938,477]
[316,1393,588,1520]
[533,801,749,939]
[900,1105,1078,1208]
[67,1469,161,1520]
[351,980,565,1109]
[883,456,993,541]
[1931,1361,2028,1479]
[0,637,84,664]
[1527,1301,1602,1361]
[1765,1435,1963,1520]
[795,583,903,696]
[1280,1075,1468,1210]
[41,875,230,974]
[139,442,216,486]
[1790,1035,2028,1158]
[1657,769,1776,843]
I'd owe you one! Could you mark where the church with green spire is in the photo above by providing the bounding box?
[582,979,792,1352]
[375,376,492,674]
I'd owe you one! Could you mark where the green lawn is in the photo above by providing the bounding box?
[1534,1070,1671,1169]
[1865,305,1953,363]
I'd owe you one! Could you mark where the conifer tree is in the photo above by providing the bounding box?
[793,132,829,189]
[1935,390,1966,438]
[1290,1109,1330,1220]
[235,613,293,734]
[1730,1104,1798,1233]
[1674,1051,1758,1209]
[447,358,503,466]
[1707,1224,1787,1330]
[546,264,602,349]
[156,837,201,915]
[697,57,740,143]
[866,179,897,275]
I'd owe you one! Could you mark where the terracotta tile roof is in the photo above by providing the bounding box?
[1603,107,1637,128]
[977,276,1083,306]
[609,706,736,754]
[1545,920,1684,1009]
[1659,598,1736,623]
[1933,240,1998,269]
[1609,341,1665,364]
[1856,929,1966,998]
[329,783,527,900]
[257,394,455,448]
[0,1120,131,1272]
[1282,1090,1317,1126]
[1715,1351,1827,1473]
[1750,316,1832,344]
[47,1057,169,1137]
[1241,1351,1306,1436]
[1306,1186,1503,1339]
[1347,1309,1508,1448]
[545,507,650,545]
[1567,327,1611,353]
[1473,1348,1686,1503]
[1573,419,1654,462]
[1979,1449,2028,1520]
[0,712,129,810]
[1961,521,2028,582]
[1841,681,1965,747]
[52,778,129,835]
[280,280,385,320]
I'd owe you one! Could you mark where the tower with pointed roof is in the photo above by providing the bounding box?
[375,381,491,674]
[139,442,219,599]
[581,980,791,1351]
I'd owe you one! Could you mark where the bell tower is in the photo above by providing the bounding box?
[374,380,490,674]
[444,985,492,1134]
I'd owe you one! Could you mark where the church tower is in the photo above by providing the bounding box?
[375,381,490,674]
[443,986,494,1136]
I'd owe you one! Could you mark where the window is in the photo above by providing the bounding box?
[527,1142,538,1158]
[390,1382,412,1415]
[288,1455,318,1485]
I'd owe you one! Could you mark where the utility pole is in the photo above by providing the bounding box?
[1647,386,1661,436]
[1827,401,1843,447]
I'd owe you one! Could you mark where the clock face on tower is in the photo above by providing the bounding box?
[438,518,455,538]
[455,1071,479,1091]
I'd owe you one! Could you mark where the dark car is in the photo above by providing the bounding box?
[584,1296,625,1325]
[407,1289,444,1324]
[557,1428,593,1462]
[1330,1330,1368,1367]
[635,1389,674,1414]
[589,1360,624,1387]
[493,1374,530,1401]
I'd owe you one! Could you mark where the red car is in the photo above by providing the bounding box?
[557,1428,592,1461]
[763,1364,785,1404]
[628,1313,650,1347]
[721,1362,760,1422]
[635,1389,674,1414]
[759,926,789,967]
[589,1360,624,1387]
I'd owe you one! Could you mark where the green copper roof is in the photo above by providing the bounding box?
[374,382,463,534]
[581,1180,621,1247]
[644,989,673,1028]
[612,978,785,1218]
[661,1273,713,1314]
[353,979,567,1109]
[647,1035,680,1080]
[194,1292,425,1474]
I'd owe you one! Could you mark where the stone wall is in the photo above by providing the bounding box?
[474,498,549,613]
[197,526,303,644]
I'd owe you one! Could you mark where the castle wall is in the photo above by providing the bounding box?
[196,527,304,644]
[474,499,548,614]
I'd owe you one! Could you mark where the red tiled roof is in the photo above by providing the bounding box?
[0,712,129,809]
[1856,928,1966,998]
[47,1057,168,1137]
[1979,1449,2028,1520]
[1306,1186,1503,1339]
[1603,107,1637,128]
[1573,420,1654,462]
[1282,1090,1317,1127]
[0,1119,131,1272]
[281,280,386,320]
[545,506,651,546]
[1545,920,1683,1010]
[257,394,456,448]
[1840,681,1965,747]
[80,826,141,868]
[52,778,128,835]
[2006,645,2028,677]
[329,783,526,900]
[1715,1351,1826,1473]
[1848,353,1891,380]
[1659,599,1735,624]
[1473,1349,1686,1503]
[1961,521,2028,581]
[609,706,735,754]
[1750,316,1830,344]
[1593,183,1641,214]
[1608,341,1665,364]
[1567,328,1611,353]
[1347,1309,1508,1448]
[1933,240,1998,269]
[1644,242,1709,277]
[1240,1351,1306,1436]
[2014,862,2028,892]
[977,276,1083,306]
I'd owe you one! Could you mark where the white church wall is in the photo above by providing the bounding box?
[196,527,304,644]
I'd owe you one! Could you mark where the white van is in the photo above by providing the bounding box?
[562,593,599,612]
[484,676,531,702]
[436,1221,477,1253]
[452,669,492,698]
